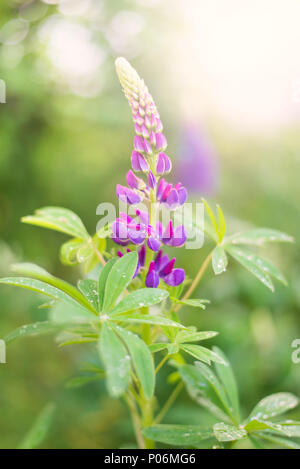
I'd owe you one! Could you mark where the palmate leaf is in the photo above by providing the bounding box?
[19,403,55,449]
[113,325,155,400]
[102,252,138,312]
[248,393,299,421]
[143,425,213,447]
[213,422,246,442]
[49,300,96,324]
[226,228,294,246]
[212,246,228,275]
[99,323,131,397]
[0,277,91,310]
[110,288,169,315]
[11,263,93,311]
[22,207,89,239]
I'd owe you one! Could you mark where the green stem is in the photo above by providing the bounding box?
[154,382,184,425]
[174,250,213,313]
[124,394,145,449]
[141,398,155,449]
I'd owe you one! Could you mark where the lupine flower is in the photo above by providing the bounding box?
[146,251,185,288]
[112,211,186,251]
[118,247,184,288]
[114,58,187,288]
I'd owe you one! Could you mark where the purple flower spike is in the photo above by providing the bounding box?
[155,133,167,152]
[148,171,157,189]
[146,261,160,288]
[116,184,142,205]
[131,151,149,172]
[126,170,145,190]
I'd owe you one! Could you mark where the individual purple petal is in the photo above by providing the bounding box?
[141,124,149,138]
[131,151,148,172]
[135,124,142,136]
[155,133,167,151]
[126,170,145,190]
[156,221,163,239]
[116,184,141,205]
[155,118,163,133]
[162,153,172,173]
[134,135,145,152]
[136,209,149,226]
[156,153,165,174]
[160,258,176,277]
[148,171,157,189]
[127,223,147,245]
[145,261,160,288]
[165,188,179,209]
[177,185,188,205]
[149,131,156,146]
[143,138,153,155]
[147,237,161,252]
[169,225,187,247]
[163,268,185,286]
[157,178,167,200]
[117,250,124,257]
[162,220,174,244]
[138,244,146,267]
[112,219,128,241]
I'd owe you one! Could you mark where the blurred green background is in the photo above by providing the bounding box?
[0,0,299,448]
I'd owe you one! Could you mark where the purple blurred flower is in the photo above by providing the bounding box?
[177,124,218,195]
[146,251,185,288]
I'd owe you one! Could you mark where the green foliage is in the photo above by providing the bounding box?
[19,404,55,450]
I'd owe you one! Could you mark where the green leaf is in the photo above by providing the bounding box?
[176,330,218,344]
[0,277,87,309]
[98,258,118,311]
[102,252,138,312]
[213,347,240,424]
[49,301,96,324]
[279,421,300,437]
[212,246,228,275]
[113,326,155,400]
[22,207,89,239]
[11,263,92,311]
[181,344,226,365]
[179,364,231,422]
[149,343,169,353]
[77,279,99,312]
[76,241,94,263]
[226,228,294,246]
[248,393,299,421]
[171,298,210,310]
[229,246,287,286]
[58,337,98,347]
[143,425,213,447]
[202,199,218,237]
[213,422,246,442]
[110,312,184,328]
[110,288,169,315]
[60,238,85,265]
[226,246,275,291]
[99,323,131,397]
[216,205,226,242]
[19,404,55,449]
[4,321,72,344]
[257,433,300,449]
[244,418,293,436]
